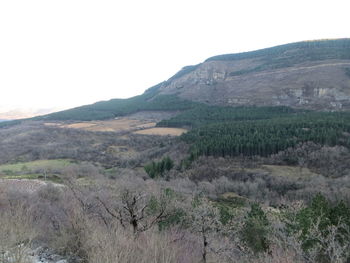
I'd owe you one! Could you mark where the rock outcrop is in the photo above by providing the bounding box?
[158,39,350,110]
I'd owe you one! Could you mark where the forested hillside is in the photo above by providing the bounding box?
[34,83,199,121]
[159,106,350,158]
[206,38,350,74]
[158,105,301,128]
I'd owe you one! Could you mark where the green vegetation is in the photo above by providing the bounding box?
[24,39,350,123]
[0,159,73,173]
[150,39,350,83]
[144,156,174,178]
[241,203,270,254]
[0,119,21,128]
[206,39,350,76]
[3,173,62,182]
[35,86,199,121]
[345,67,350,78]
[2,36,350,262]
[159,104,350,158]
[183,112,350,157]
[286,194,350,261]
[158,105,300,128]
[0,159,74,183]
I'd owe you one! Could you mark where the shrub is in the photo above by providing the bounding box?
[287,194,350,262]
[241,203,270,254]
[144,156,174,178]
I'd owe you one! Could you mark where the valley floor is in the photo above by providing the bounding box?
[0,115,349,263]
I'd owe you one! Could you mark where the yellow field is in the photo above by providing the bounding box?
[133,127,187,136]
[45,118,157,133]
[64,123,97,129]
[45,118,187,136]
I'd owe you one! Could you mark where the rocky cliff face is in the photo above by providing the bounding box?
[158,40,350,110]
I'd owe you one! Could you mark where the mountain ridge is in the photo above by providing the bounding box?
[35,38,350,121]
[158,38,350,111]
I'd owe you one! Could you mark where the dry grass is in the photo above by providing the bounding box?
[135,122,157,129]
[106,145,138,159]
[262,165,319,178]
[133,127,187,136]
[0,203,36,263]
[64,123,97,129]
[45,118,187,136]
[247,165,319,178]
[45,117,187,136]
[45,118,158,133]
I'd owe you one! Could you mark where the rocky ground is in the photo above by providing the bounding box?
[29,247,68,263]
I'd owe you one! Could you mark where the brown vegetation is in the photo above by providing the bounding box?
[45,118,157,133]
[0,121,188,168]
[0,179,48,194]
[1,120,350,263]
[0,162,349,263]
[133,127,187,136]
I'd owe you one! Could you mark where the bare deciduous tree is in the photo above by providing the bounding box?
[0,197,36,263]
[189,198,222,263]
[96,188,176,235]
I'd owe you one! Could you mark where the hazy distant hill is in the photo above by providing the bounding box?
[37,39,350,121]
[0,108,58,120]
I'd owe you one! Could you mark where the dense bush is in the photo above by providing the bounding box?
[144,156,174,178]
[1,171,350,263]
[241,203,270,254]
[283,194,350,262]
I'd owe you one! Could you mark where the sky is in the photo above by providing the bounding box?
[0,0,349,112]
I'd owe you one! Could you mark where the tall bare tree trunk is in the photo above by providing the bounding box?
[202,228,208,263]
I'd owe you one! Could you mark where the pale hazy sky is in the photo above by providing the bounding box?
[0,0,349,111]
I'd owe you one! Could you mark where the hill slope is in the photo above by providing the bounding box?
[36,39,350,121]
[35,85,199,121]
[159,39,350,111]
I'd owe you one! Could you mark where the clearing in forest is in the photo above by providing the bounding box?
[133,127,187,136]
[45,118,158,133]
